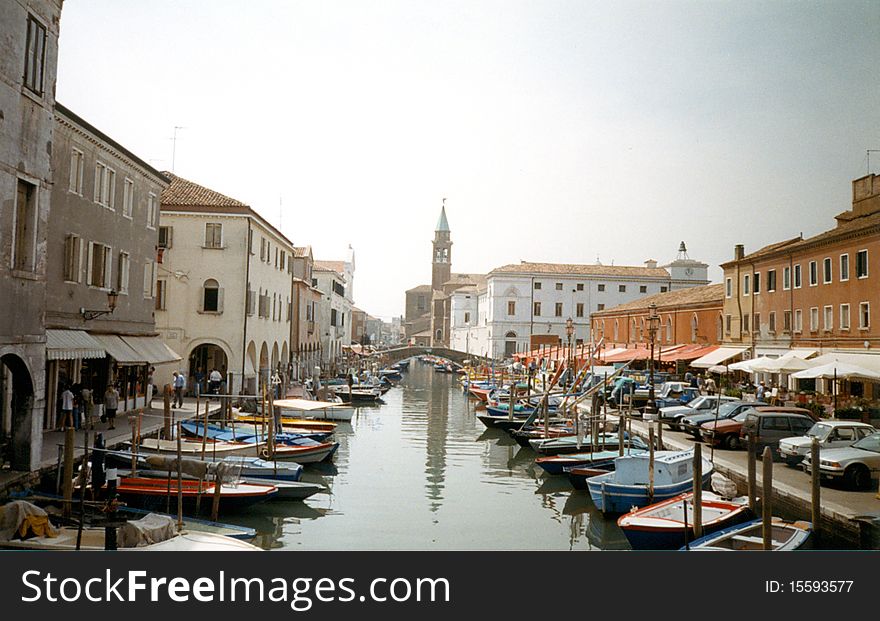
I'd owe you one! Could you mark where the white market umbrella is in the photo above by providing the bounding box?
[790,361,880,381]
[729,356,773,372]
[758,352,816,374]
[707,365,729,374]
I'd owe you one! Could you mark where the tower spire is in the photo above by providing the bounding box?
[436,198,450,232]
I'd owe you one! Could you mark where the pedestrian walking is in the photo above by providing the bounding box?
[209,368,223,396]
[756,381,767,403]
[704,376,717,396]
[60,385,74,429]
[104,384,119,430]
[173,371,185,408]
[80,386,94,429]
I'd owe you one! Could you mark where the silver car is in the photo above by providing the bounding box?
[802,432,880,490]
[778,421,876,466]
[648,395,737,431]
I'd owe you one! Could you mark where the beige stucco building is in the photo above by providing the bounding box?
[156,174,294,395]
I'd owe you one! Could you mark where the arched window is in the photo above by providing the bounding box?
[202,279,222,313]
[639,318,646,343]
[691,313,699,343]
[600,320,606,340]
[717,313,723,342]
[666,316,673,343]
[505,331,517,338]
[504,332,517,357]
[435,329,442,341]
[631,319,638,343]
[613,320,619,342]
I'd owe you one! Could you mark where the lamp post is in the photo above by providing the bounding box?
[565,317,574,388]
[645,303,660,415]
[80,290,119,321]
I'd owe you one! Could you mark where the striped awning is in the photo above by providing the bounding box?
[691,346,748,369]
[120,336,182,365]
[46,330,106,361]
[89,334,147,365]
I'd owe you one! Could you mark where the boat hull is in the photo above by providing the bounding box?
[587,471,713,514]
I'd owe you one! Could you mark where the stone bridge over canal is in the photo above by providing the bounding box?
[366,346,493,366]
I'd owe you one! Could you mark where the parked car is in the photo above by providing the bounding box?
[802,432,880,490]
[739,407,816,456]
[648,395,738,430]
[701,408,753,449]
[679,401,753,439]
[778,421,876,466]
[654,385,700,410]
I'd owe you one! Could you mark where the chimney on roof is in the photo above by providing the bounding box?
[852,174,880,218]
[644,259,657,269]
[734,244,745,261]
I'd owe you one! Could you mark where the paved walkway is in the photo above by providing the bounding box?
[0,397,223,494]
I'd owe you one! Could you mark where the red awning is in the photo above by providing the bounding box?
[661,344,719,363]
[602,344,689,364]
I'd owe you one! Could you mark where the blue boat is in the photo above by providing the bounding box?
[181,422,330,444]
[682,518,812,551]
[536,447,647,476]
[586,450,714,514]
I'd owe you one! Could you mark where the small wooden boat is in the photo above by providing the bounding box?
[618,492,752,550]
[328,386,382,404]
[530,433,644,455]
[272,398,355,421]
[565,462,618,489]
[135,437,262,458]
[218,456,303,482]
[235,414,337,433]
[684,518,813,551]
[587,450,714,514]
[536,448,646,476]
[239,478,324,500]
[114,476,278,512]
[262,438,338,463]
[476,412,531,429]
[468,386,495,402]
[181,421,331,443]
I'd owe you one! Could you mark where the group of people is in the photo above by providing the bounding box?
[683,371,718,396]
[59,383,119,431]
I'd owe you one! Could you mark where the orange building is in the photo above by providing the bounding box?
[590,284,724,364]
[721,174,880,359]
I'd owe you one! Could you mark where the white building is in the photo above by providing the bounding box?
[314,252,355,370]
[450,244,709,360]
[156,174,295,394]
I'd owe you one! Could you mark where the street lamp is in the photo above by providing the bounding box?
[565,317,574,388]
[80,289,119,321]
[645,303,661,415]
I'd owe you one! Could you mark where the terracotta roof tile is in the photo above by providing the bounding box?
[160,173,249,208]
[314,260,346,274]
[490,261,670,278]
[592,283,724,316]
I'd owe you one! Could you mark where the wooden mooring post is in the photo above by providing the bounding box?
[163,384,172,439]
[656,420,663,451]
[618,414,625,457]
[62,427,75,519]
[647,425,655,502]
[747,434,757,513]
[762,446,773,550]
[811,437,821,540]
[693,443,703,540]
[176,421,183,532]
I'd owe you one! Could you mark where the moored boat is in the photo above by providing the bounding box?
[587,450,714,514]
[537,448,646,476]
[683,518,812,551]
[113,476,278,513]
[262,438,338,463]
[618,492,752,550]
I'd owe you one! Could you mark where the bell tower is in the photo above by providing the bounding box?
[432,199,452,290]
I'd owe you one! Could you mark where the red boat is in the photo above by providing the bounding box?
[261,439,339,463]
[468,386,493,402]
[115,476,278,513]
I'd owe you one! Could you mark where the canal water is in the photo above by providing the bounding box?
[229,359,630,550]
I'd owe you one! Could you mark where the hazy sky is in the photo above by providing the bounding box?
[56,1,880,320]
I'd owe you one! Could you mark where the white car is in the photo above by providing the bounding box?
[778,421,876,465]
[802,432,880,490]
[647,395,737,430]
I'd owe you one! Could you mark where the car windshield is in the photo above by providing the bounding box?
[688,396,708,409]
[732,409,755,422]
[852,433,880,454]
[716,402,740,417]
[807,423,832,441]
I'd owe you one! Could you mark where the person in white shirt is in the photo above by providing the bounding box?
[60,386,74,429]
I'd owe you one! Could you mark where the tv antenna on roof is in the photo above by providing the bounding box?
[869,150,880,175]
[171,126,186,172]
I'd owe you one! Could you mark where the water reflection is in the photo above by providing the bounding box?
[219,360,630,550]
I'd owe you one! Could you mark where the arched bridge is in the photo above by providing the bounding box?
[367,346,493,366]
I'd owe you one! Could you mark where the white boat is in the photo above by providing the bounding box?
[0,502,260,551]
[135,437,263,457]
[272,398,355,421]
